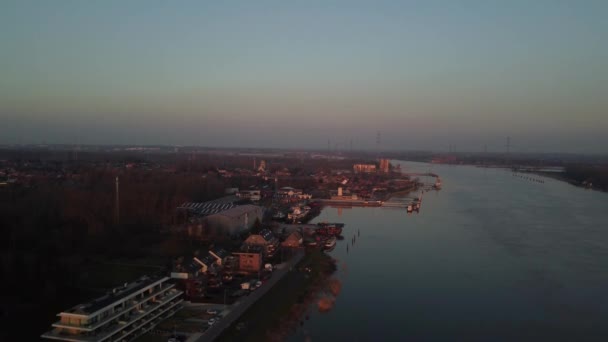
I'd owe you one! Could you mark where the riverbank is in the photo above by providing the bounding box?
[387,183,421,199]
[216,250,337,342]
[526,171,607,193]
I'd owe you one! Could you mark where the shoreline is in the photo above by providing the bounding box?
[216,250,337,341]
[386,183,421,199]
[468,162,606,193]
[527,171,606,193]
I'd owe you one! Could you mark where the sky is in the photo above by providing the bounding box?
[1,0,607,153]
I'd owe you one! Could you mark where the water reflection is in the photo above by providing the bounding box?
[289,160,608,342]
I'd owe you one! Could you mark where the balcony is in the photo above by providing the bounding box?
[43,291,182,342]
[52,285,177,331]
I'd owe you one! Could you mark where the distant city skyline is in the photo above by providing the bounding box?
[2,1,607,153]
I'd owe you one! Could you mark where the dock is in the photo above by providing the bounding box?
[315,199,416,209]
[315,199,383,207]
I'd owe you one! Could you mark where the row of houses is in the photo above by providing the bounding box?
[235,186,313,203]
[172,227,283,282]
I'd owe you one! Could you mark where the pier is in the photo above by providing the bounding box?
[315,199,418,209]
[381,201,409,208]
[315,199,383,207]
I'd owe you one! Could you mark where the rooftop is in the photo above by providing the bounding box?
[210,247,229,259]
[199,255,216,266]
[259,229,276,242]
[178,201,237,216]
[237,245,264,254]
[64,275,166,316]
[185,261,200,274]
[214,204,263,219]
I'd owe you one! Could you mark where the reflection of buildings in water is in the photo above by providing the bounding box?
[328,278,342,296]
[317,278,342,313]
[273,274,342,340]
[330,205,352,214]
[317,297,335,312]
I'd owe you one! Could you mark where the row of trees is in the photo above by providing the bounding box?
[0,164,229,340]
[564,165,608,191]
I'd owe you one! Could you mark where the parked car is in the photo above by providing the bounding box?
[206,308,219,315]
[208,318,217,326]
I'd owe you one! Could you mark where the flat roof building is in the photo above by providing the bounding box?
[203,204,265,235]
[353,164,377,173]
[41,276,183,342]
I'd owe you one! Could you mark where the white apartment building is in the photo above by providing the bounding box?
[41,276,183,342]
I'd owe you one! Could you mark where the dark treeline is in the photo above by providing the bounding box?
[0,165,228,339]
[563,165,608,191]
[0,150,251,339]
[383,150,608,166]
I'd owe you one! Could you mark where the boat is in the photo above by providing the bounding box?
[272,212,286,220]
[407,205,413,213]
[434,178,442,189]
[306,241,318,247]
[324,237,337,249]
[316,222,344,236]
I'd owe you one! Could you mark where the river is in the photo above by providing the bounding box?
[289,161,608,341]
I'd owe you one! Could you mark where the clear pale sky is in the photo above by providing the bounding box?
[1,1,607,153]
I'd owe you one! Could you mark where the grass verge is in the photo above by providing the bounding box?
[216,249,336,342]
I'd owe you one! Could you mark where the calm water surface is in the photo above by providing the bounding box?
[290,161,608,342]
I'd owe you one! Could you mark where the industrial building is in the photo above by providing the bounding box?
[379,158,390,173]
[237,189,261,201]
[353,164,377,173]
[177,201,237,217]
[203,204,265,235]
